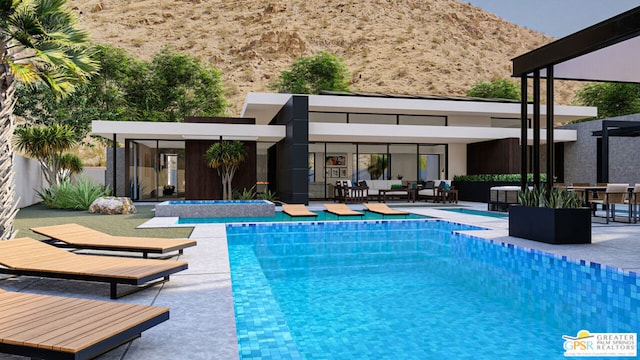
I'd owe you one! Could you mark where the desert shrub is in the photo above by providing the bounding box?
[466,78,520,100]
[37,177,112,210]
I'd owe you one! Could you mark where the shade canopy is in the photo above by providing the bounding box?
[512,5,640,188]
[513,6,640,83]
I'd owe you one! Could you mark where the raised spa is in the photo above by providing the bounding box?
[154,200,275,218]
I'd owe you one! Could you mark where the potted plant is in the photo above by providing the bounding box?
[162,185,175,195]
[509,187,591,244]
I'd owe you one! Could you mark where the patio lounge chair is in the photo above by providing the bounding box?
[0,238,188,299]
[282,204,318,217]
[590,183,630,223]
[324,203,364,216]
[30,223,197,259]
[0,288,169,360]
[364,203,409,216]
[625,183,640,223]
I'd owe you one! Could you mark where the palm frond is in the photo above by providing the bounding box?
[7,60,40,83]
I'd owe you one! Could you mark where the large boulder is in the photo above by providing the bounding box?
[89,197,136,215]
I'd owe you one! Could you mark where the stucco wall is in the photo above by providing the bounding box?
[448,143,467,179]
[13,154,43,208]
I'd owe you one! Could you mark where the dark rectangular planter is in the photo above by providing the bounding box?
[508,205,592,244]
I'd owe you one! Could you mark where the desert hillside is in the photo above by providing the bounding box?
[70,0,581,115]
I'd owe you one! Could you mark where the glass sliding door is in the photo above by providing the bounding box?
[157,141,185,200]
[131,140,157,201]
[389,144,417,183]
[356,144,389,181]
[419,144,446,182]
[128,140,185,201]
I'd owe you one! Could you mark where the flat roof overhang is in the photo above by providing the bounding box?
[91,120,286,143]
[309,122,576,145]
[241,92,596,126]
[512,6,640,82]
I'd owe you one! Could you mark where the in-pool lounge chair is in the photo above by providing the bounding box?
[0,288,169,360]
[31,223,197,259]
[364,203,410,216]
[324,203,364,217]
[0,238,188,299]
[282,204,318,217]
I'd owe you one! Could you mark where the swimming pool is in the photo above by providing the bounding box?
[177,210,427,224]
[226,220,639,359]
[440,207,509,218]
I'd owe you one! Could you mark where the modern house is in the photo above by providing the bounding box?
[91,92,595,204]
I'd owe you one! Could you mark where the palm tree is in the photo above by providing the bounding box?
[13,124,82,185]
[205,141,246,200]
[367,155,388,180]
[1,0,98,239]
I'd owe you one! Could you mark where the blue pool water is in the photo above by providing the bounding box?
[226,220,639,359]
[440,208,509,218]
[177,210,427,224]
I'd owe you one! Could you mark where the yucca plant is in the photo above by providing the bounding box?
[37,177,111,210]
[517,186,583,208]
[235,186,256,200]
[259,189,278,202]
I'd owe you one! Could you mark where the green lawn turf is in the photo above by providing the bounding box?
[14,203,193,240]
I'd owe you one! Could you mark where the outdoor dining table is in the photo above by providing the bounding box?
[569,185,634,220]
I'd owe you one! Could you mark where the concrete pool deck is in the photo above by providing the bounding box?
[2,201,640,359]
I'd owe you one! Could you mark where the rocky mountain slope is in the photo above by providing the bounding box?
[70,0,581,114]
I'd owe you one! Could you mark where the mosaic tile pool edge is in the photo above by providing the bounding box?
[447,232,639,333]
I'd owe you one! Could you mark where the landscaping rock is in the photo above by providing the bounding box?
[89,197,136,215]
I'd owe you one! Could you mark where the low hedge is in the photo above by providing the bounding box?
[453,173,549,182]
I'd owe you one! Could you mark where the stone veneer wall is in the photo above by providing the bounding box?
[560,114,640,185]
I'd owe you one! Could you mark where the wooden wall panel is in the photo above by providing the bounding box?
[185,140,256,200]
[467,138,520,174]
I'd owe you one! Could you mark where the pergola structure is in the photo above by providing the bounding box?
[512,5,640,191]
[591,120,640,182]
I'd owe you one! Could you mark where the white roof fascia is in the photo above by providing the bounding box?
[240,92,292,125]
[308,94,596,123]
[308,122,577,144]
[240,92,596,125]
[91,120,286,143]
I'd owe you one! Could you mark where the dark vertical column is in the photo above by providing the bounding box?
[289,96,310,204]
[273,96,309,204]
[546,65,554,194]
[533,70,541,188]
[112,134,117,196]
[601,122,609,183]
[520,75,528,190]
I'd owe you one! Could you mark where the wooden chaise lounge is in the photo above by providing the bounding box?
[324,203,364,216]
[0,288,169,360]
[364,203,410,216]
[31,223,197,259]
[282,204,318,217]
[0,238,188,299]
